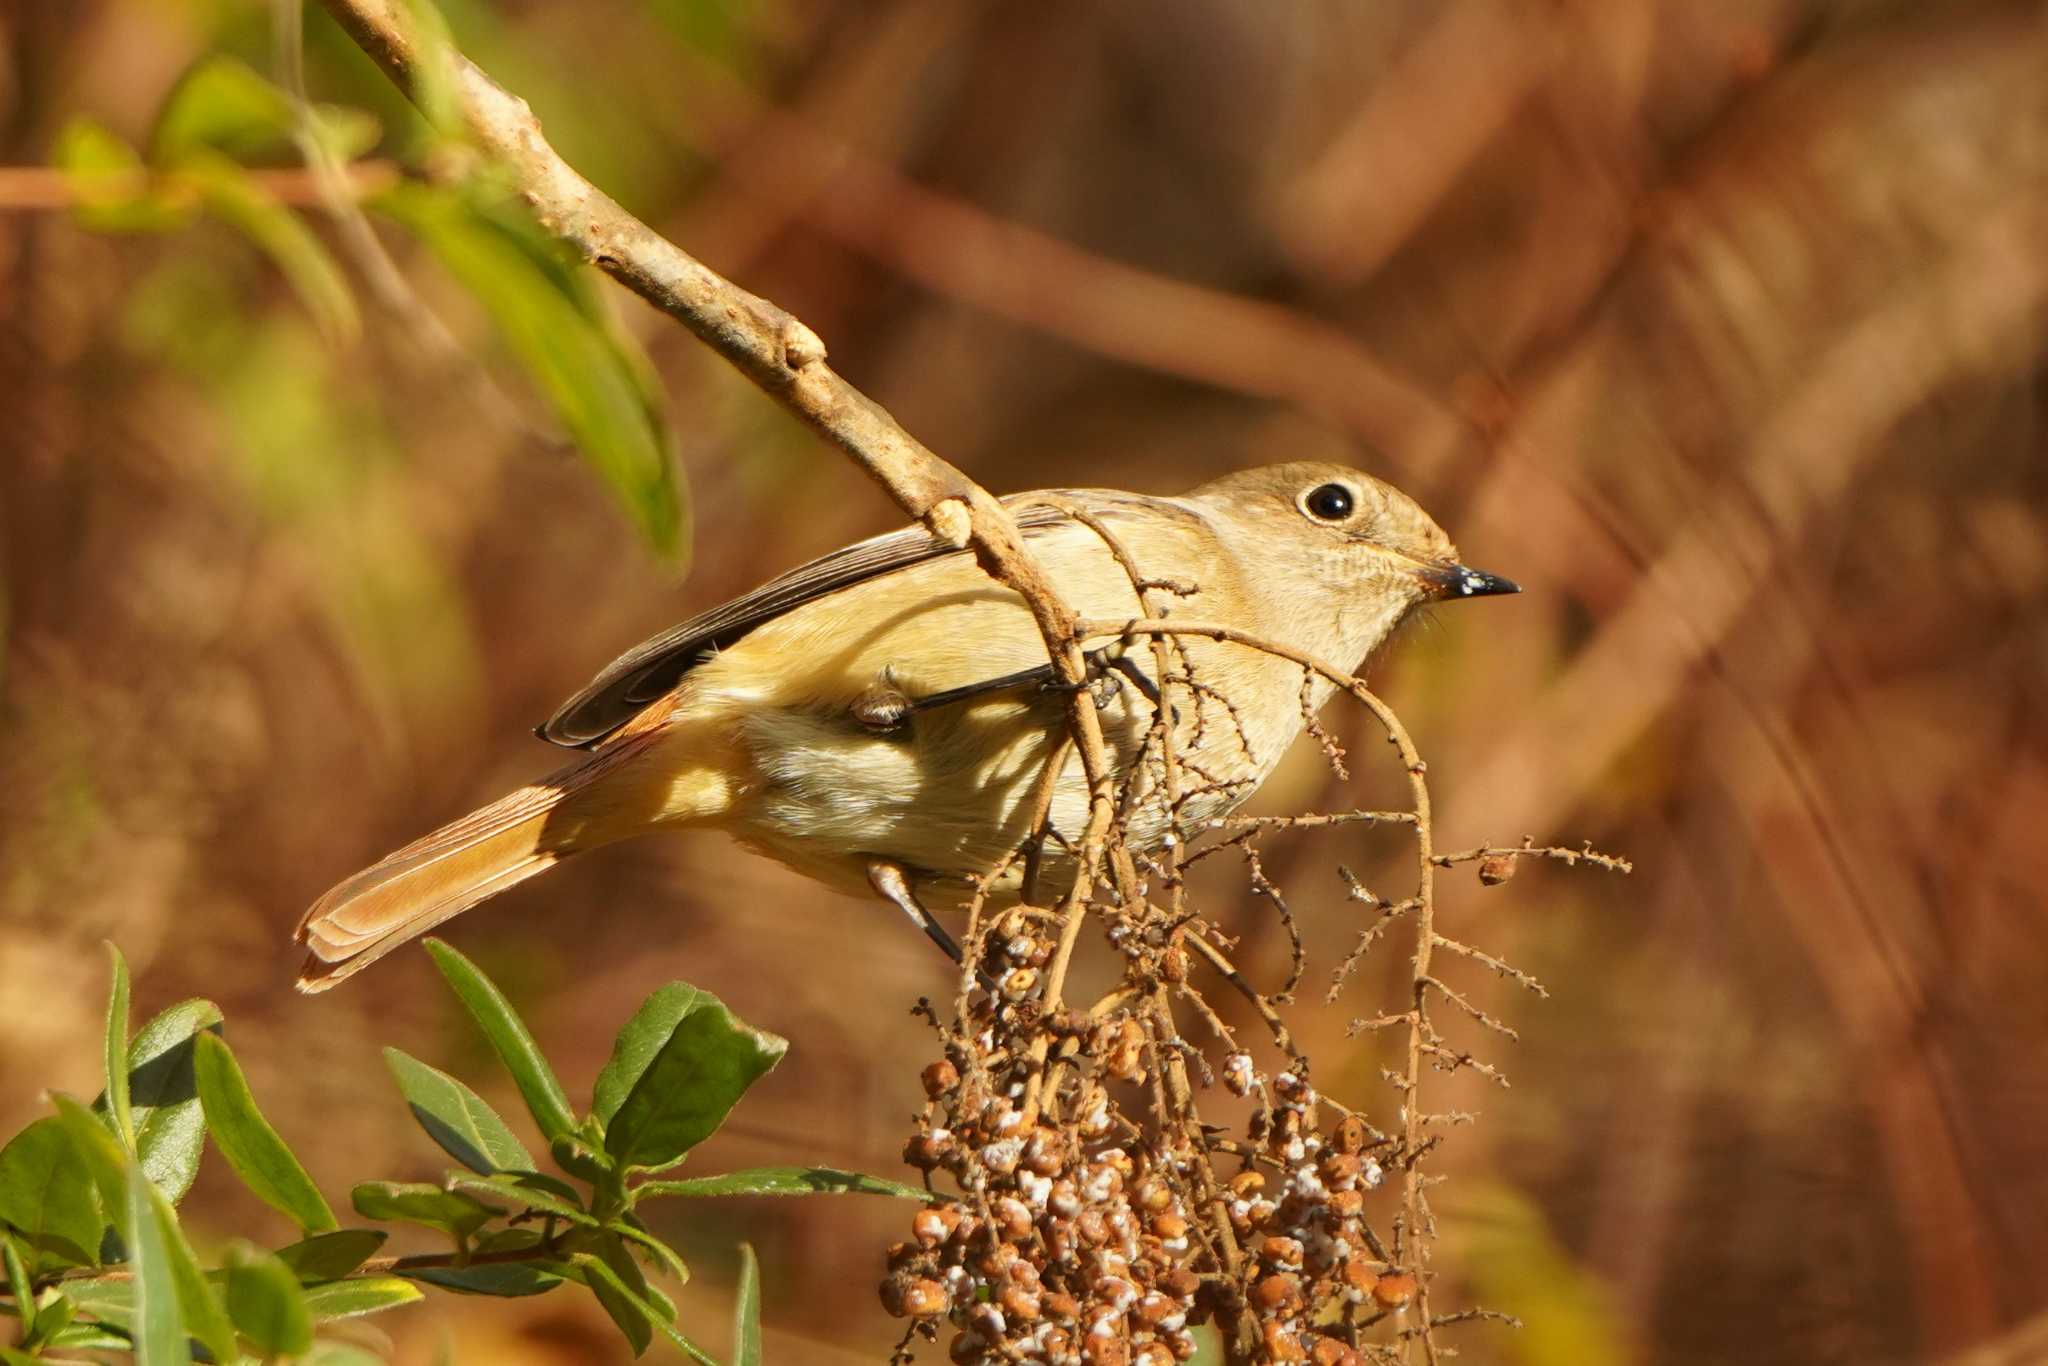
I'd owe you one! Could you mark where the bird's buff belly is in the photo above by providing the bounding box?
[719,689,1265,904]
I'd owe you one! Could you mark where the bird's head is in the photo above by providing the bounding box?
[1189,461,1518,659]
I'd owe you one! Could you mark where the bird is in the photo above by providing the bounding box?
[294,461,1516,991]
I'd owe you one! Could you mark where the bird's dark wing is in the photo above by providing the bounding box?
[540,502,1083,748]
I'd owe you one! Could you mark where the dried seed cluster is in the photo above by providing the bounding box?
[885,1039,1205,1365]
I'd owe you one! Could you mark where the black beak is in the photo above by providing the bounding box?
[1423,562,1521,600]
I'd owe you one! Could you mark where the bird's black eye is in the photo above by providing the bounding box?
[1302,482,1355,522]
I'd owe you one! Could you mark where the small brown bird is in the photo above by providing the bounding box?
[294,462,1515,991]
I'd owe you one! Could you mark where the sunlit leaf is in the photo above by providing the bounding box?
[568,1252,716,1365]
[300,1275,423,1322]
[0,1117,102,1269]
[635,1165,934,1203]
[420,939,577,1143]
[384,1046,536,1175]
[96,999,223,1205]
[122,1165,186,1366]
[348,1181,500,1241]
[101,944,135,1152]
[223,1241,314,1358]
[192,1034,337,1234]
[273,1228,387,1283]
[375,185,687,557]
[592,982,711,1128]
[603,991,786,1172]
[732,1242,761,1366]
[141,1181,236,1366]
[2,1235,34,1338]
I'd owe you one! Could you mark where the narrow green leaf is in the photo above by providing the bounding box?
[102,944,135,1152]
[101,999,223,1205]
[732,1242,761,1366]
[192,1033,337,1234]
[604,994,787,1171]
[592,983,711,1128]
[569,1253,716,1366]
[300,1276,423,1322]
[51,1095,130,1243]
[635,1165,935,1203]
[52,1275,134,1332]
[581,1235,652,1358]
[188,154,359,342]
[615,1213,689,1283]
[24,1288,78,1349]
[43,1316,130,1352]
[384,1047,536,1175]
[0,1118,102,1268]
[122,1165,186,1365]
[223,1242,314,1357]
[272,1228,387,1283]
[0,1347,40,1366]
[142,1182,236,1366]
[348,1182,500,1241]
[446,1175,594,1228]
[421,939,577,1143]
[2,1235,34,1337]
[376,187,686,557]
[407,1261,565,1297]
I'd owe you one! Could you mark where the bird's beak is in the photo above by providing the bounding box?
[1420,562,1521,600]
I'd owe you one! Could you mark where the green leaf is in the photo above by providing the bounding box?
[580,1235,653,1358]
[43,1314,130,1353]
[54,1274,135,1332]
[635,1165,934,1203]
[192,1033,337,1234]
[2,1235,33,1337]
[732,1242,761,1366]
[102,944,135,1153]
[446,1174,593,1229]
[49,1095,128,1238]
[51,119,194,234]
[300,1275,423,1322]
[101,999,223,1205]
[0,1118,102,1268]
[152,56,296,162]
[603,991,786,1171]
[548,1131,613,1185]
[141,1182,237,1366]
[23,1288,78,1350]
[122,1165,187,1366]
[273,1228,387,1283]
[348,1182,501,1241]
[376,186,687,557]
[384,1047,536,1175]
[568,1252,716,1366]
[421,939,577,1144]
[592,983,712,1128]
[223,1241,314,1358]
[187,154,359,342]
[408,1260,566,1297]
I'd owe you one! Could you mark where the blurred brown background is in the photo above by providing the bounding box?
[3,1,2045,1362]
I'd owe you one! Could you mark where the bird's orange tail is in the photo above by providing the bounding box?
[294,728,671,992]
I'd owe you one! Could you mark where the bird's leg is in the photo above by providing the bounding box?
[867,860,966,965]
[900,644,1160,716]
